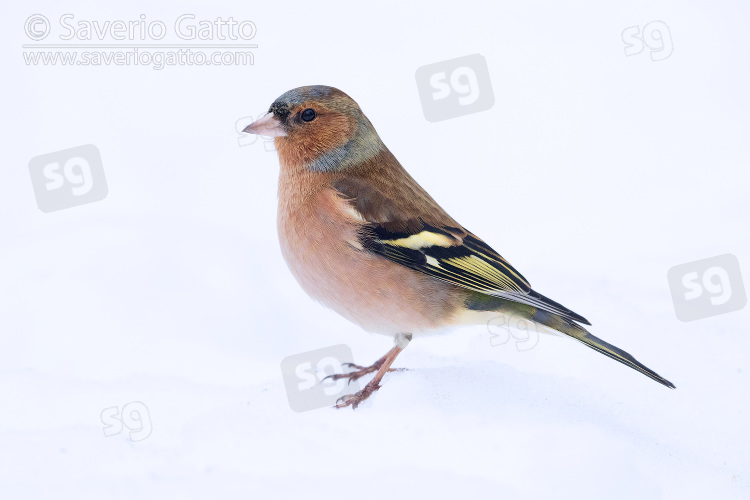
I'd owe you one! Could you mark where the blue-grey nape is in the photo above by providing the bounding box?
[307,117,385,173]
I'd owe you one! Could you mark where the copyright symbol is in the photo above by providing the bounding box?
[25,14,50,41]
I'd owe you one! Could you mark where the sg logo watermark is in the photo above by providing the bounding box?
[28,144,107,213]
[235,114,276,151]
[667,254,746,322]
[101,401,152,442]
[488,313,540,351]
[280,344,360,412]
[415,53,495,122]
[622,21,673,62]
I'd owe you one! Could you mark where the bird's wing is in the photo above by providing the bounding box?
[333,176,591,326]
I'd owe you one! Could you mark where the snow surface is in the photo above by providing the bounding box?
[1,1,749,499]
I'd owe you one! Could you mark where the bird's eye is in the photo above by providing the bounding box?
[301,108,316,122]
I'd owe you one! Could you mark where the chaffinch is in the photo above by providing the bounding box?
[244,85,675,409]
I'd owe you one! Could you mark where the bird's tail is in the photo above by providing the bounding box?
[466,291,676,388]
[532,309,676,389]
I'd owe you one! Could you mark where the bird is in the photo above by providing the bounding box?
[243,85,675,409]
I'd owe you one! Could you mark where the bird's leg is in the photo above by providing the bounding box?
[334,333,412,409]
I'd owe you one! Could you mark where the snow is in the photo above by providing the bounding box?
[1,1,749,498]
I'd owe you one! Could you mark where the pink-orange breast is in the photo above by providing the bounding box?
[276,182,462,336]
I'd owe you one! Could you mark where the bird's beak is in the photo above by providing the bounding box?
[242,113,287,137]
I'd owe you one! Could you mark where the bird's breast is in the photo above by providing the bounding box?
[276,181,463,335]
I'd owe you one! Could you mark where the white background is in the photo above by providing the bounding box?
[1,1,749,499]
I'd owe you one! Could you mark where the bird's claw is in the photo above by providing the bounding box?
[342,362,367,370]
[323,364,406,386]
[334,382,381,410]
[322,370,365,385]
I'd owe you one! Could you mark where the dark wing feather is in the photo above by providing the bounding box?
[333,177,591,326]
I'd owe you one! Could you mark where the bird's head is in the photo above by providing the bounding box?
[243,85,384,172]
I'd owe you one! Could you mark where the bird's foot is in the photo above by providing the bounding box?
[334,379,382,409]
[329,335,411,410]
[324,360,404,385]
